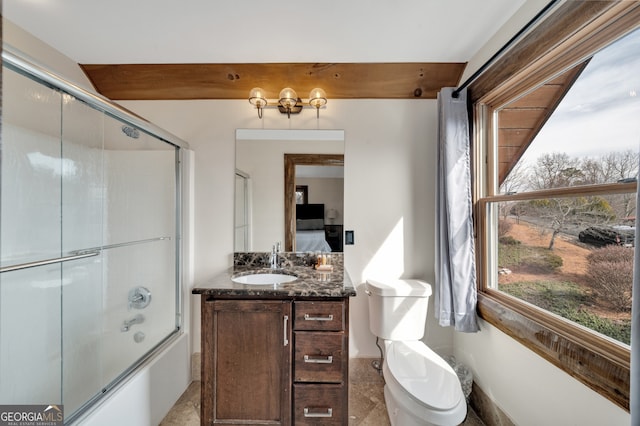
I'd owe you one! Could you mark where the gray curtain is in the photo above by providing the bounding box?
[632,167,639,425]
[434,87,479,333]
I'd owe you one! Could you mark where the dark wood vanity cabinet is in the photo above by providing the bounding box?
[201,298,349,425]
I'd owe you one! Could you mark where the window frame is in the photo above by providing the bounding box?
[471,1,640,411]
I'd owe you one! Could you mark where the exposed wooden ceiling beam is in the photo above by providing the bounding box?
[80,62,466,101]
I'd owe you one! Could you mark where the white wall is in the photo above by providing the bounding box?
[4,19,94,91]
[117,98,451,357]
[455,322,629,425]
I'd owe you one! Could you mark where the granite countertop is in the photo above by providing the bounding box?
[192,252,356,298]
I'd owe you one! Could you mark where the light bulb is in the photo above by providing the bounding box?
[249,87,267,107]
[279,87,298,108]
[309,88,327,108]
[249,87,267,119]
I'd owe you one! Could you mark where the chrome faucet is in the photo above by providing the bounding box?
[121,314,145,332]
[270,242,281,269]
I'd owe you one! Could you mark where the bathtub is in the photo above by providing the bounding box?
[73,332,191,425]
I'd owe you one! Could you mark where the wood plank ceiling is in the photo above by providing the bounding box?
[496,60,589,185]
[80,62,466,101]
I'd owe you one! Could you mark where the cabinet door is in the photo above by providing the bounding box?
[202,299,291,425]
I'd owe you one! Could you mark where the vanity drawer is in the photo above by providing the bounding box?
[293,383,345,425]
[294,301,344,331]
[294,332,344,383]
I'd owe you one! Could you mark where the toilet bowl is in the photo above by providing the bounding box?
[366,279,467,426]
[383,340,466,425]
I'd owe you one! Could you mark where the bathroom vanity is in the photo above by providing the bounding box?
[192,253,356,425]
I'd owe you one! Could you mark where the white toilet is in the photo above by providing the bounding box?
[366,278,467,426]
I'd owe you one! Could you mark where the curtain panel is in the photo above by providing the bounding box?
[434,87,479,333]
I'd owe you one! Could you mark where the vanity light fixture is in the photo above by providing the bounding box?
[248,87,328,119]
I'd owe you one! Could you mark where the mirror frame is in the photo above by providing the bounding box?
[284,153,345,251]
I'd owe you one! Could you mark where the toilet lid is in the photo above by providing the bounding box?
[385,341,463,411]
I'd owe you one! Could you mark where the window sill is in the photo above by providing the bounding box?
[477,291,630,411]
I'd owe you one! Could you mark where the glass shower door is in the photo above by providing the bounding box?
[0,65,66,406]
[1,63,181,421]
[86,115,178,393]
[59,91,106,414]
[59,88,178,416]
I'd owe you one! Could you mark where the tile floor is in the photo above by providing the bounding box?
[160,358,485,425]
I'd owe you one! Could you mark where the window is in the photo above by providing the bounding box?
[472,2,640,411]
[295,185,308,204]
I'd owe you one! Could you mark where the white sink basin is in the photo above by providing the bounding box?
[232,273,297,285]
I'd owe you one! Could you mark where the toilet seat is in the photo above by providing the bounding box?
[385,340,463,411]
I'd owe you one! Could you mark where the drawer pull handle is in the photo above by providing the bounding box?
[304,313,334,321]
[304,354,333,364]
[283,315,289,346]
[304,408,333,418]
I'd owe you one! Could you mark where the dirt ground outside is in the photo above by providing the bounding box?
[498,218,631,321]
[499,218,591,283]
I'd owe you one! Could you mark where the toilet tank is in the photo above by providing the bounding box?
[366,279,432,340]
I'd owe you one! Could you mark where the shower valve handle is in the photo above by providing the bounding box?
[128,286,152,310]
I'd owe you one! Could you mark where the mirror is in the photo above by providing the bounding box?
[235,129,345,252]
